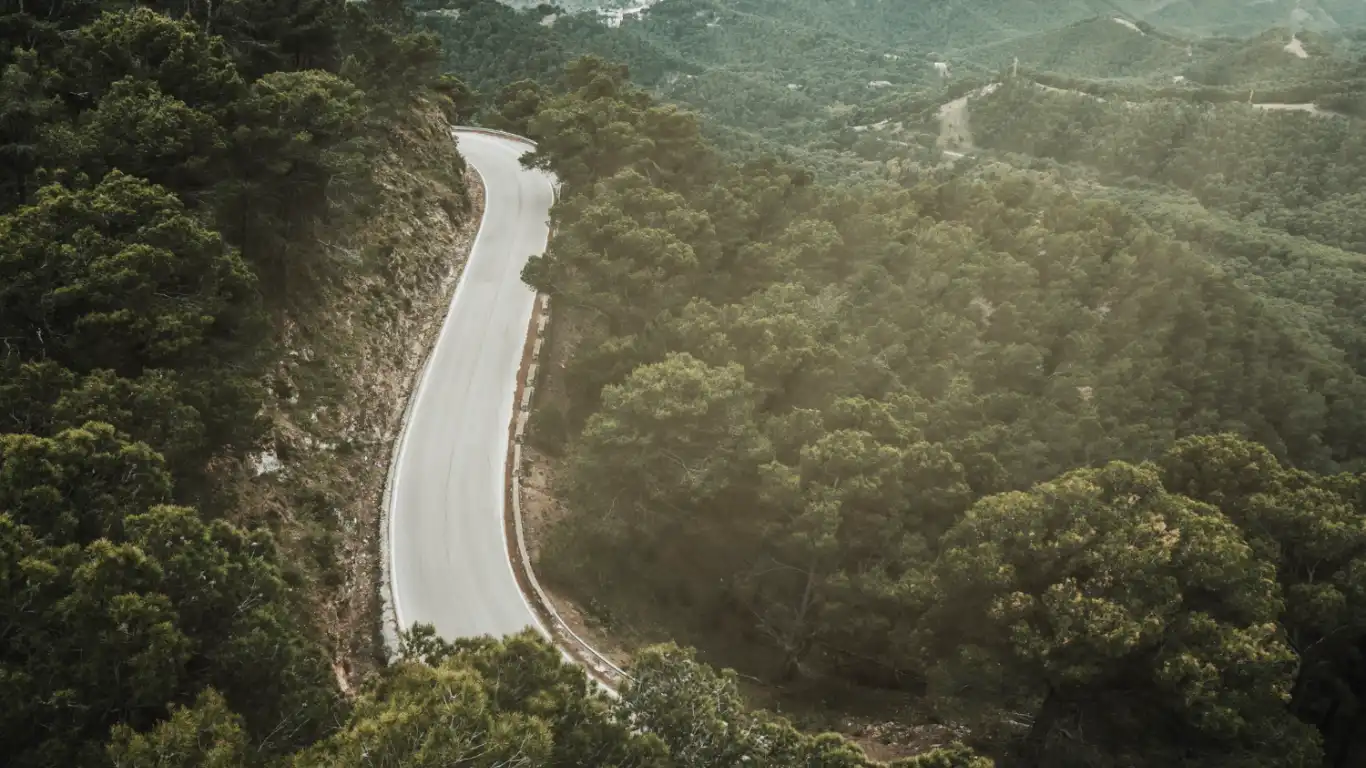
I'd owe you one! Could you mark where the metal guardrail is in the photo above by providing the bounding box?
[511,294,632,690]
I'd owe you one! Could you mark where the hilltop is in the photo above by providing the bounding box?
[1185,27,1360,86]
[961,16,1192,78]
[1122,0,1366,36]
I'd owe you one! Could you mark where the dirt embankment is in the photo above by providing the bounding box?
[514,306,638,674]
[220,99,483,691]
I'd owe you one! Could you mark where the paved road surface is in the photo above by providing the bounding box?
[387,130,555,642]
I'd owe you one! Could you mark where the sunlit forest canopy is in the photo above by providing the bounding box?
[2,0,1365,766]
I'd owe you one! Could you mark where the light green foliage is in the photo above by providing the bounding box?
[665,283,847,407]
[522,49,1366,766]
[299,630,666,768]
[972,79,1366,255]
[570,352,770,528]
[307,630,995,768]
[107,689,249,768]
[621,644,878,768]
[890,743,996,768]
[526,169,718,331]
[0,423,172,542]
[523,55,708,190]
[743,421,971,679]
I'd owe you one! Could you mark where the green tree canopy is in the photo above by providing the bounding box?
[0,172,263,379]
[918,460,1321,767]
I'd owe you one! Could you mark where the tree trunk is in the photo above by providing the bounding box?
[1012,687,1066,768]
[778,649,801,682]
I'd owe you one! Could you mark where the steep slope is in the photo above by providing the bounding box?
[965,16,1191,77]
[1184,27,1358,85]
[232,98,483,688]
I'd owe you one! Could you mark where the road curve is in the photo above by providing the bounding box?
[386,130,556,643]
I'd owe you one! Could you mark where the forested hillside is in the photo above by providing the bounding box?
[1126,0,1366,36]
[7,0,1366,765]
[501,36,1366,768]
[0,0,456,763]
[0,0,990,766]
[448,1,1366,764]
[414,0,1366,174]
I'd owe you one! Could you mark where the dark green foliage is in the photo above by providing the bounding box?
[520,51,1366,767]
[0,0,462,763]
[919,460,1320,765]
[218,69,371,294]
[0,429,340,766]
[46,77,229,204]
[4,0,1365,765]
[338,0,447,111]
[300,628,939,768]
[1159,436,1366,766]
[0,48,62,211]
[0,173,262,376]
[59,8,246,115]
[131,0,346,80]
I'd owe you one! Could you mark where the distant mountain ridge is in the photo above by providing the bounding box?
[1121,0,1366,35]
[444,0,1364,161]
[495,0,1366,46]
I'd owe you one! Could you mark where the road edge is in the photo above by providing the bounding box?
[506,292,630,692]
[381,126,628,692]
[377,154,490,656]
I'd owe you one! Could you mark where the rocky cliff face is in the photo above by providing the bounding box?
[224,97,483,690]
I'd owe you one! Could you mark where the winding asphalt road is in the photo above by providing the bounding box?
[387,129,555,642]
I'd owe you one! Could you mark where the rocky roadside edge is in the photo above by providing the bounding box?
[231,101,483,692]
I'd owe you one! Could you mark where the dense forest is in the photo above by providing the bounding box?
[971,80,1366,253]
[509,42,1366,768]
[1,1,971,767]
[6,0,1366,765]
[412,0,1366,174]
[0,0,441,763]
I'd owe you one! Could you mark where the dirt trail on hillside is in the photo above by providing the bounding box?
[936,95,973,155]
[937,80,1344,154]
[936,83,1001,157]
[1253,102,1341,117]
